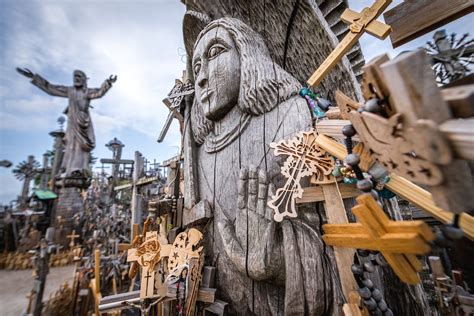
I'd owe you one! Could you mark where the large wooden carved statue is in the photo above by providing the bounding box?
[185,17,340,315]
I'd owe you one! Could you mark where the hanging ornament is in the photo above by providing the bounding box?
[299,87,326,118]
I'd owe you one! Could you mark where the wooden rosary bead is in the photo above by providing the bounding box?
[357,179,373,192]
[362,278,374,289]
[363,298,378,310]
[351,264,364,275]
[342,124,356,137]
[373,308,383,316]
[363,261,376,273]
[365,98,382,114]
[384,309,394,316]
[378,299,388,312]
[359,287,372,299]
[344,153,360,167]
[372,288,383,301]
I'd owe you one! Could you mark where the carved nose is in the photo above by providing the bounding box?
[196,63,208,89]
[197,74,208,89]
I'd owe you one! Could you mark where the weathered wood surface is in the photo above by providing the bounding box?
[183,0,363,101]
[315,117,474,162]
[439,118,474,161]
[182,15,341,315]
[296,183,359,203]
[321,183,358,300]
[315,134,474,240]
[349,50,474,213]
[442,84,474,118]
[384,0,474,48]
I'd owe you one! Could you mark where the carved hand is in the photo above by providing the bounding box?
[107,75,117,84]
[218,166,281,281]
[16,67,34,78]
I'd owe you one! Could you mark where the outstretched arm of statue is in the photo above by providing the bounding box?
[218,166,284,283]
[16,67,68,97]
[88,75,117,99]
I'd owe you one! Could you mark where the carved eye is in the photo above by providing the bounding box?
[208,44,226,59]
[193,62,201,76]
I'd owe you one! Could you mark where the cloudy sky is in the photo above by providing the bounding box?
[0,0,472,204]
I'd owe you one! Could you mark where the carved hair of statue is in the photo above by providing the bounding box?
[191,17,301,145]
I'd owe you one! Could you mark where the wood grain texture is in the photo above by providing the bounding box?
[182,16,341,314]
[356,50,474,212]
[323,194,434,284]
[307,0,392,87]
[297,183,359,203]
[439,118,474,161]
[442,84,474,118]
[321,183,359,300]
[315,133,474,240]
[384,0,474,48]
[183,0,364,101]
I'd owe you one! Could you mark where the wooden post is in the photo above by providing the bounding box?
[131,151,145,237]
[321,183,359,300]
[95,249,100,293]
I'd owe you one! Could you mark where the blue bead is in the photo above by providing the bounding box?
[378,188,396,199]
[343,177,357,184]
[299,87,310,97]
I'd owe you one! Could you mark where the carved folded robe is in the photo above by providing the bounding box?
[189,95,340,315]
[31,74,111,177]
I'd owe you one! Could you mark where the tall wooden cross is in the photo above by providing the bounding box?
[307,0,392,87]
[66,230,80,249]
[323,194,435,284]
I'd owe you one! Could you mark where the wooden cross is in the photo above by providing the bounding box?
[323,194,435,284]
[157,73,194,143]
[307,0,392,87]
[127,231,162,299]
[66,230,80,249]
[267,131,334,222]
[167,229,203,277]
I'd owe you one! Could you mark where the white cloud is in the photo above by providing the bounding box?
[0,0,186,203]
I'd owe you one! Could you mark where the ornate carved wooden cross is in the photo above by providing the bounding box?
[127,231,162,298]
[323,193,435,284]
[267,131,334,222]
[66,230,80,249]
[307,0,392,87]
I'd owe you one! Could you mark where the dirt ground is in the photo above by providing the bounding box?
[0,264,75,316]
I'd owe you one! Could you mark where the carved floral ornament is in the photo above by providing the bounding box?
[267,130,334,222]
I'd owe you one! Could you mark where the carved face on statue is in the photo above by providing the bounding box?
[190,18,299,150]
[193,27,241,121]
[73,70,87,88]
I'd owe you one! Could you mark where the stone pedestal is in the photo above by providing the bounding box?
[53,186,85,246]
